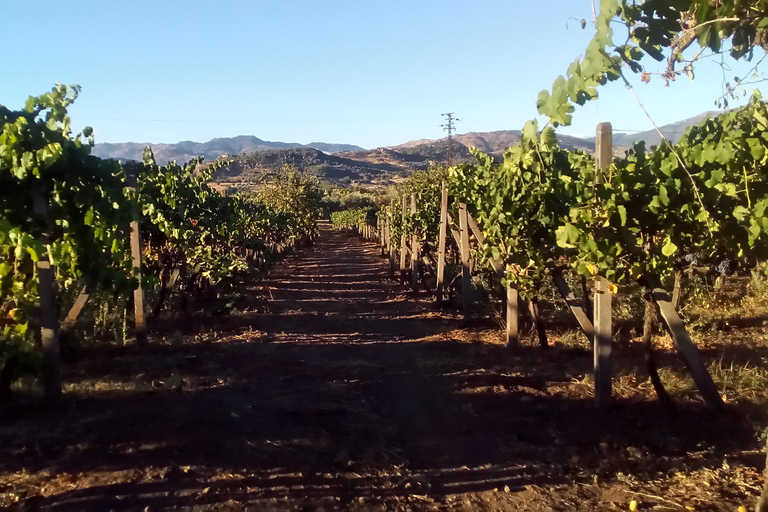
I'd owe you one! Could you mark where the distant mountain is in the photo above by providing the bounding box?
[91,135,365,164]
[611,112,717,148]
[92,110,719,190]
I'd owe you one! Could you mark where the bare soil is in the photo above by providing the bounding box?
[0,224,765,511]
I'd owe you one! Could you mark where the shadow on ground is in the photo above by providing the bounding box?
[0,227,763,511]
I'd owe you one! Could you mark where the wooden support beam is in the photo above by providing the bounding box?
[445,213,463,250]
[33,192,62,402]
[436,182,448,305]
[652,287,725,411]
[411,193,419,293]
[388,201,396,279]
[595,122,613,185]
[551,271,595,343]
[61,281,95,332]
[466,212,484,243]
[506,286,518,348]
[465,211,504,275]
[593,276,612,408]
[399,195,407,282]
[458,203,471,317]
[126,164,147,346]
[380,216,386,255]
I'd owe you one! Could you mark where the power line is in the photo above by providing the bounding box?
[441,112,459,166]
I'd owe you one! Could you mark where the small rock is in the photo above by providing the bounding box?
[504,485,511,493]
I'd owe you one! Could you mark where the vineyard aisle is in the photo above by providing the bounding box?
[0,223,760,511]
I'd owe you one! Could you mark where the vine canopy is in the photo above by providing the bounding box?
[538,0,768,126]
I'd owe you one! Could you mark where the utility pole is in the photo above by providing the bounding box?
[441,112,459,166]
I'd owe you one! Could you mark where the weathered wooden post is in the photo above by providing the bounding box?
[380,215,386,255]
[652,287,725,411]
[593,122,613,407]
[506,286,519,348]
[458,203,471,317]
[595,122,612,184]
[32,191,62,402]
[126,164,147,347]
[410,193,419,292]
[388,201,396,279]
[436,182,448,305]
[593,276,612,408]
[399,195,408,283]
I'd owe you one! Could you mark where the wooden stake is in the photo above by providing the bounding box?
[33,192,62,402]
[436,182,448,304]
[126,164,147,346]
[595,122,613,185]
[458,203,471,317]
[399,195,407,283]
[411,193,419,293]
[593,276,612,408]
[380,216,386,255]
[652,286,725,411]
[446,213,462,247]
[61,281,95,332]
[506,286,518,348]
[642,296,676,412]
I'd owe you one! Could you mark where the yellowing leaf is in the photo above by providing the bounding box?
[608,283,618,294]
[661,236,677,257]
[629,500,638,511]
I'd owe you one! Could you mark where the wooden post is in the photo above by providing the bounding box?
[458,203,471,317]
[593,276,612,408]
[506,286,519,348]
[126,164,147,346]
[436,182,448,304]
[399,195,407,283]
[380,216,386,255]
[652,287,725,411]
[388,202,396,279]
[410,194,419,292]
[595,122,613,185]
[32,192,62,402]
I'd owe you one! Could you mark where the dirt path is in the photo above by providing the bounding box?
[0,224,764,511]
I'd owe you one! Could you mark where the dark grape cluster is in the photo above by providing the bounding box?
[715,258,738,276]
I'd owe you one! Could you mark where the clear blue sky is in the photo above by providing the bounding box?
[2,1,766,149]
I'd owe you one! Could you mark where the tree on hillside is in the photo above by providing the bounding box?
[538,0,768,126]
